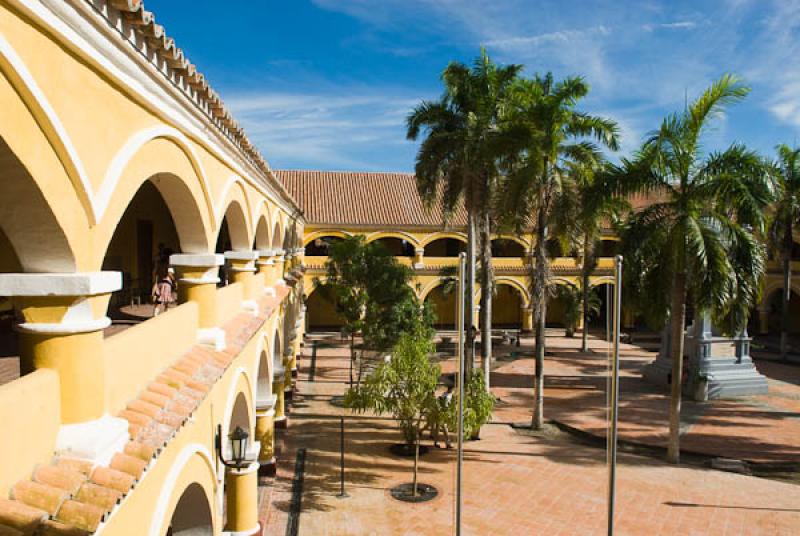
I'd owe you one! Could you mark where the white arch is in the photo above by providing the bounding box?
[214,175,253,232]
[221,367,255,441]
[147,443,216,536]
[493,277,531,305]
[0,35,95,223]
[365,231,421,248]
[100,125,215,227]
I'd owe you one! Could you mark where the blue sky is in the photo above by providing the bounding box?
[147,0,800,172]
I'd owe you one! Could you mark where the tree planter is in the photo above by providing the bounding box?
[390,443,431,457]
[390,483,438,503]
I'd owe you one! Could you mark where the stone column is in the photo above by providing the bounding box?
[224,462,261,535]
[521,304,533,332]
[170,253,225,350]
[0,272,129,462]
[283,346,294,399]
[226,250,261,298]
[273,363,287,429]
[254,401,276,476]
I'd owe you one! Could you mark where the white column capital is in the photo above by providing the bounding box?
[0,271,121,296]
[225,250,258,272]
[170,253,224,267]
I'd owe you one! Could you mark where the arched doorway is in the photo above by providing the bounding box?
[424,238,465,257]
[102,180,181,324]
[305,235,343,257]
[372,237,414,257]
[305,285,346,331]
[424,284,457,329]
[492,284,523,328]
[166,482,213,535]
[491,239,526,258]
[256,348,272,408]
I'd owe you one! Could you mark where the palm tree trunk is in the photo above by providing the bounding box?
[581,233,592,353]
[666,270,687,464]
[532,209,548,430]
[466,201,477,377]
[480,207,493,391]
[781,224,792,359]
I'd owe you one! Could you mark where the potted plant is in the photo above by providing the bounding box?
[692,369,710,401]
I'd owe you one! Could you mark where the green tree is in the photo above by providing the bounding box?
[610,75,773,462]
[344,331,440,495]
[407,48,522,388]
[554,283,600,338]
[766,144,800,359]
[500,73,619,430]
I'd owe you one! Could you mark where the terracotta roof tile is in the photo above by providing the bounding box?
[74,483,120,513]
[36,519,90,536]
[108,454,147,481]
[88,468,135,496]
[31,467,85,496]
[276,170,467,228]
[123,441,156,463]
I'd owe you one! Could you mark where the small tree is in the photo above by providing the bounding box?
[344,329,439,496]
[554,284,600,338]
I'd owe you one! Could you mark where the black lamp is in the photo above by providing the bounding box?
[216,424,252,469]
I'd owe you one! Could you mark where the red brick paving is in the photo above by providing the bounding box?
[259,333,800,535]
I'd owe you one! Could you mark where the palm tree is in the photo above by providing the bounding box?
[407,49,521,387]
[611,74,773,463]
[571,161,629,352]
[500,73,619,429]
[766,144,800,359]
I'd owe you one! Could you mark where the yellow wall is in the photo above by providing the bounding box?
[104,302,199,415]
[217,283,245,325]
[0,369,60,497]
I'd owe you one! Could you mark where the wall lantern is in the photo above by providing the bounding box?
[215,424,253,469]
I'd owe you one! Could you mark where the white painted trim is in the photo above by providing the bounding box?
[224,250,259,262]
[170,253,224,267]
[10,0,301,218]
[147,443,216,536]
[215,175,253,235]
[99,125,216,227]
[0,34,96,223]
[198,327,226,351]
[221,367,255,443]
[0,271,121,296]
[16,316,111,335]
[55,415,129,466]
[222,524,262,536]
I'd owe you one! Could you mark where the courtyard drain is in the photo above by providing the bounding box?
[285,448,307,536]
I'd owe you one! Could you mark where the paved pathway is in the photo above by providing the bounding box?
[259,333,800,535]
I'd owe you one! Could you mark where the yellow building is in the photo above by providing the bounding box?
[0,0,306,533]
[278,170,621,332]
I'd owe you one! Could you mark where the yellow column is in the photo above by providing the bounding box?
[170,253,225,350]
[521,304,533,332]
[273,372,287,429]
[255,406,276,475]
[273,250,286,283]
[257,250,275,290]
[0,272,120,423]
[224,462,261,535]
[226,250,261,300]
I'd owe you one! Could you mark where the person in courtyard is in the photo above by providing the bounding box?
[432,383,454,449]
[152,265,176,317]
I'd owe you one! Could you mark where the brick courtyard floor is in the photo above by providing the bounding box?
[258,332,800,536]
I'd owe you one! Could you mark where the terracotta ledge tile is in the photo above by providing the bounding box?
[178,386,204,402]
[117,410,151,428]
[74,483,120,513]
[0,498,47,533]
[0,523,23,536]
[139,390,170,409]
[109,453,147,481]
[127,399,161,419]
[10,481,68,516]
[135,421,174,448]
[165,400,193,418]
[154,410,184,429]
[53,459,94,478]
[147,382,178,399]
[32,466,86,495]
[89,467,135,495]
[123,441,156,462]
[54,500,104,532]
[36,519,91,536]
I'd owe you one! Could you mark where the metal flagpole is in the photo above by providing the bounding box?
[456,252,466,536]
[607,255,623,536]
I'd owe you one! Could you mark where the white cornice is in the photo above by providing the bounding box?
[6,0,303,220]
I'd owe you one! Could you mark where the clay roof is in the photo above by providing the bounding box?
[276,170,468,228]
[0,287,291,534]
